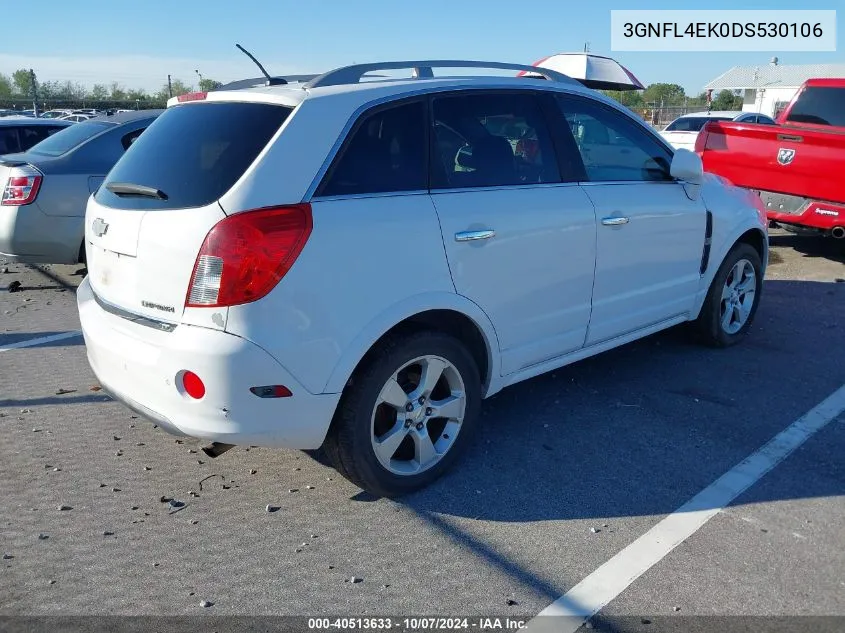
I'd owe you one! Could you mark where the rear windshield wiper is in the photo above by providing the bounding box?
[105,182,168,200]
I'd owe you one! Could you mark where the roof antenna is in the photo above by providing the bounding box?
[235,44,286,86]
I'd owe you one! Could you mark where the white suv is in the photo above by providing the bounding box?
[78,60,768,497]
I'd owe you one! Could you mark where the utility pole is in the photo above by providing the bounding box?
[167,74,173,98]
[195,69,203,90]
[584,41,590,52]
[29,68,38,116]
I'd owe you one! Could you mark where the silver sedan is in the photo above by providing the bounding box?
[0,110,162,264]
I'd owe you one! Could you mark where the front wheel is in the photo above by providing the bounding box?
[694,242,763,347]
[323,331,482,498]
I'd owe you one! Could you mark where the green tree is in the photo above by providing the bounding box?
[156,78,192,100]
[12,68,35,97]
[38,80,62,99]
[110,82,127,100]
[711,89,741,110]
[126,88,149,101]
[601,89,645,109]
[642,82,686,106]
[198,78,222,91]
[0,73,12,98]
[90,84,109,100]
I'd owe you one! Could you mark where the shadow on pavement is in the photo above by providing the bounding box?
[395,280,844,523]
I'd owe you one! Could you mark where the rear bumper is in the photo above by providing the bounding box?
[0,202,82,263]
[77,276,340,449]
[762,196,845,230]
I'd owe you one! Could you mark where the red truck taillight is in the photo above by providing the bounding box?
[1,165,42,206]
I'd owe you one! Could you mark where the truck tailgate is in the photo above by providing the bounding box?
[699,122,845,204]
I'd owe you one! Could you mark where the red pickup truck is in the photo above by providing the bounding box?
[696,78,845,240]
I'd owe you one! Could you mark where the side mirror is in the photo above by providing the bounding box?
[670,148,704,200]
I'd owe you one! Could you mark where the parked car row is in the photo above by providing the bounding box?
[20,59,766,497]
[1,110,162,263]
[659,110,776,152]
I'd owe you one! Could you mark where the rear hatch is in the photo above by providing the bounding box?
[86,101,293,329]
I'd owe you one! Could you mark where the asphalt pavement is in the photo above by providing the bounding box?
[1,230,843,631]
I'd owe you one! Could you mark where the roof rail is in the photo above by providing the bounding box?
[303,60,575,89]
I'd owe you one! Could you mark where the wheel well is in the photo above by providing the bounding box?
[353,309,491,393]
[737,228,766,263]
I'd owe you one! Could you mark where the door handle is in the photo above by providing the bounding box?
[455,230,496,242]
[601,216,629,226]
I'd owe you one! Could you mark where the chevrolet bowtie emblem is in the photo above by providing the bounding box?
[92,217,109,237]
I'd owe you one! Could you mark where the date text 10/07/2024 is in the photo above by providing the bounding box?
[307,617,529,631]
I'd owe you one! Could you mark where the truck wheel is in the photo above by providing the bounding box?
[323,331,481,498]
[695,243,763,347]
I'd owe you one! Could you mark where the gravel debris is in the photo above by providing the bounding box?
[265,504,279,513]
[349,576,362,584]
[200,600,213,608]
[37,533,49,540]
[58,505,72,511]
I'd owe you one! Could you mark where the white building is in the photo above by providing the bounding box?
[705,61,845,118]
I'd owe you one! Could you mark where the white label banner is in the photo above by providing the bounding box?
[611,10,837,52]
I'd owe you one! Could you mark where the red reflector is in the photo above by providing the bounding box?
[181,371,206,399]
[185,204,313,308]
[177,91,208,102]
[250,385,292,398]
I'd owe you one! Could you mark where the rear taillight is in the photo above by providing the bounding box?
[1,166,42,206]
[186,204,313,308]
[694,123,711,155]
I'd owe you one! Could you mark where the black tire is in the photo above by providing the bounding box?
[322,330,482,498]
[694,242,763,347]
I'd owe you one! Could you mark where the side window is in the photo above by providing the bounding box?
[121,128,146,151]
[430,92,559,189]
[317,100,426,197]
[21,126,53,149]
[0,128,20,154]
[556,95,673,183]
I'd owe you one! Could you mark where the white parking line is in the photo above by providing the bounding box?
[525,384,845,633]
[0,331,82,352]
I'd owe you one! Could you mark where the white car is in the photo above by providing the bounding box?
[78,60,768,497]
[660,110,776,151]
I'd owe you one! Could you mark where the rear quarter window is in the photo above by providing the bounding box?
[95,102,292,210]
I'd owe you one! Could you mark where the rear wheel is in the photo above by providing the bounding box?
[694,243,763,347]
[323,331,481,497]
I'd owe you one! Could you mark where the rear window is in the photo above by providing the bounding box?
[29,121,111,156]
[95,102,292,210]
[664,116,731,132]
[786,87,845,127]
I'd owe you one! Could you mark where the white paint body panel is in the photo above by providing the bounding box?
[431,184,597,374]
[78,75,767,450]
[582,181,706,345]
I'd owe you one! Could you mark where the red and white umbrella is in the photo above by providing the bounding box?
[517,53,645,91]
